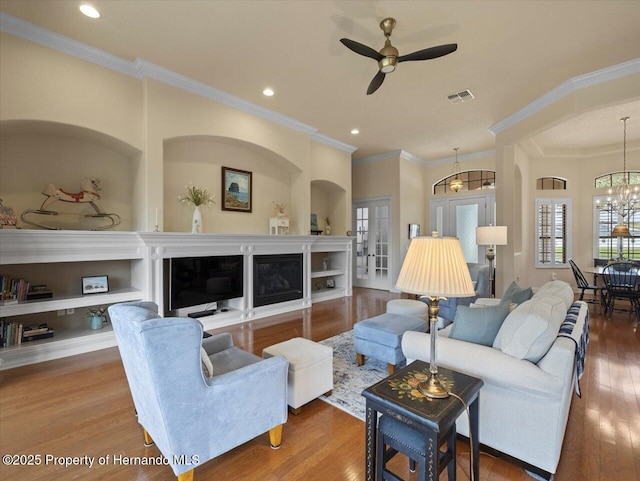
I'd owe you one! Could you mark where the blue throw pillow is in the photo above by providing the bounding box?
[449,302,511,346]
[501,281,533,306]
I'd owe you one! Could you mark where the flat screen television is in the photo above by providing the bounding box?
[167,255,244,312]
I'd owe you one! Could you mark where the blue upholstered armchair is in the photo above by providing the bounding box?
[108,302,289,481]
[421,263,491,323]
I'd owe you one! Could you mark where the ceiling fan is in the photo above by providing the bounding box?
[340,18,457,95]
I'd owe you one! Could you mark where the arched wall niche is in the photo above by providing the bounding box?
[163,135,301,234]
[310,179,347,235]
[0,119,141,230]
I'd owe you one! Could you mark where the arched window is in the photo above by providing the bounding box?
[433,170,495,195]
[594,171,640,189]
[536,177,566,190]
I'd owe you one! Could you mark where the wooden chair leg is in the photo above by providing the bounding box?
[269,424,283,449]
[387,364,395,375]
[143,429,154,447]
[177,469,194,481]
[356,353,365,366]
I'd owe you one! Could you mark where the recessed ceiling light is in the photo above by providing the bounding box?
[351,129,360,135]
[263,88,274,97]
[79,4,101,19]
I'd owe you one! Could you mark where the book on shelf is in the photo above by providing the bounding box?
[1,276,53,303]
[1,319,24,347]
[23,330,54,342]
[0,321,54,346]
[23,323,50,336]
[26,291,53,301]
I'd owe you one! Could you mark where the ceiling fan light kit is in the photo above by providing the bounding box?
[340,17,457,95]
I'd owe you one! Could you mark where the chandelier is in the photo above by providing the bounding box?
[604,117,637,237]
[449,147,463,193]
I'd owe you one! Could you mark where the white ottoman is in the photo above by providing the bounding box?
[263,337,333,414]
[387,299,428,320]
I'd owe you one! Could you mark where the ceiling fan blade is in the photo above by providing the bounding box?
[366,71,386,95]
[397,43,458,63]
[340,38,384,61]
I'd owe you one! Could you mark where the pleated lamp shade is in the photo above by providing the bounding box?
[396,236,475,298]
[611,224,631,237]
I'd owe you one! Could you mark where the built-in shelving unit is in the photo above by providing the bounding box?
[0,230,147,370]
[0,231,353,370]
[310,238,353,302]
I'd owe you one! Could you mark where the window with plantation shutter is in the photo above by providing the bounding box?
[535,198,571,268]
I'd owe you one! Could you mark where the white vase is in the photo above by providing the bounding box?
[192,206,202,233]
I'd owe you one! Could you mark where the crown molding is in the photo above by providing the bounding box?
[398,150,427,166]
[310,132,357,153]
[0,13,139,77]
[0,13,358,153]
[490,58,640,135]
[133,59,317,136]
[524,138,640,159]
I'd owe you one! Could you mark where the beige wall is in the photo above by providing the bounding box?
[0,33,143,150]
[352,155,399,200]
[398,157,426,258]
[495,72,640,292]
[0,33,352,236]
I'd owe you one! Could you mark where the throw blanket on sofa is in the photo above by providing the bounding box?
[557,301,590,397]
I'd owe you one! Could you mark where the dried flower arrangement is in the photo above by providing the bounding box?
[178,183,216,207]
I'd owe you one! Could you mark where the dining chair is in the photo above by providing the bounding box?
[569,259,600,307]
[601,262,640,322]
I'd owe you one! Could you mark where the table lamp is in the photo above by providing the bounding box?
[395,234,474,398]
[476,226,508,298]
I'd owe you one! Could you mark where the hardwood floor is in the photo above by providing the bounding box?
[0,288,638,481]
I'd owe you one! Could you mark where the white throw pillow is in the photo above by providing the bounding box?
[201,347,214,378]
[533,280,574,310]
[493,295,567,363]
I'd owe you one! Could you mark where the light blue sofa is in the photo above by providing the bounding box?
[108,302,289,481]
[421,263,491,322]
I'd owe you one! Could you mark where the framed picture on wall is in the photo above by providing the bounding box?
[408,223,420,239]
[222,167,252,212]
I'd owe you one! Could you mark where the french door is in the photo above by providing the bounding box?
[353,198,392,290]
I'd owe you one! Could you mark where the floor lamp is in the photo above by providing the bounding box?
[476,226,507,298]
[395,235,475,398]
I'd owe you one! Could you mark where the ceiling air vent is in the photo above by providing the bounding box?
[447,89,475,104]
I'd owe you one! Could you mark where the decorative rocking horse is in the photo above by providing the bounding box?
[21,177,121,230]
[0,198,19,228]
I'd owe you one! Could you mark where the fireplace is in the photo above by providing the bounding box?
[253,254,303,307]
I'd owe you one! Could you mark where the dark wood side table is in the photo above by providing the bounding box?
[362,361,483,481]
